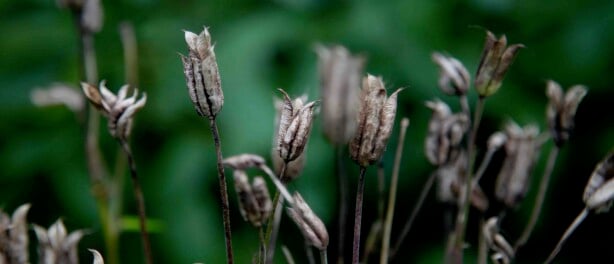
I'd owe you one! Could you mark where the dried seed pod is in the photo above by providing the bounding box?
[424,99,469,166]
[89,249,105,264]
[495,122,541,208]
[276,89,317,163]
[487,131,507,151]
[432,52,470,96]
[483,217,514,264]
[316,44,364,145]
[31,83,85,113]
[272,95,308,180]
[252,177,273,222]
[33,219,85,264]
[180,27,224,119]
[545,80,587,147]
[475,31,524,97]
[583,152,614,212]
[223,153,266,170]
[0,203,31,264]
[286,193,329,250]
[81,81,147,140]
[350,75,402,167]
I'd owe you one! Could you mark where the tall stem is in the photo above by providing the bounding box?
[265,163,288,263]
[259,227,266,264]
[515,146,560,250]
[477,217,487,264]
[208,117,234,264]
[336,146,348,263]
[352,166,367,264]
[320,249,329,264]
[119,140,153,264]
[545,208,588,263]
[380,118,409,263]
[305,240,316,264]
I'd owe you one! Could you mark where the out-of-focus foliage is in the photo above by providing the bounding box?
[1,0,613,263]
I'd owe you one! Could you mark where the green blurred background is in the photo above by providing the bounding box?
[1,0,613,263]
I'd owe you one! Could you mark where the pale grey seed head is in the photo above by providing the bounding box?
[223,154,266,170]
[233,170,263,226]
[287,193,329,250]
[432,52,470,96]
[276,89,317,162]
[425,100,468,166]
[252,176,273,225]
[546,80,587,146]
[583,152,614,212]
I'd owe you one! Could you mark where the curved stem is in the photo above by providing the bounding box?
[320,249,329,264]
[306,240,316,264]
[545,208,588,263]
[380,118,409,263]
[352,166,367,264]
[265,163,288,263]
[282,245,297,264]
[336,146,349,263]
[119,140,153,264]
[258,227,266,264]
[209,118,234,264]
[515,146,559,251]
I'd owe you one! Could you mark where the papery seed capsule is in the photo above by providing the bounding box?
[583,152,614,212]
[287,193,329,250]
[545,80,587,146]
[276,89,317,163]
[432,52,470,96]
[475,31,524,97]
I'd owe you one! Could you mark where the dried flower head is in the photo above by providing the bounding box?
[583,152,614,212]
[475,31,524,97]
[436,151,489,211]
[272,94,307,181]
[233,171,272,227]
[181,27,224,119]
[82,81,147,140]
[223,153,266,170]
[89,249,104,264]
[495,122,541,208]
[0,204,31,264]
[276,89,317,163]
[350,74,402,167]
[316,44,364,145]
[287,193,329,250]
[545,80,587,147]
[483,217,514,264]
[31,83,85,113]
[424,99,469,166]
[432,52,470,96]
[33,219,85,264]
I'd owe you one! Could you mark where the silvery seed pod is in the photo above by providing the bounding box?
[495,122,541,208]
[350,74,402,167]
[233,170,271,227]
[424,99,469,166]
[0,204,31,264]
[89,249,104,264]
[475,31,524,97]
[276,89,317,163]
[81,81,147,140]
[583,152,614,212]
[545,80,587,147]
[287,193,329,250]
[432,52,470,96]
[223,153,266,170]
[181,27,224,119]
[33,219,85,264]
[316,44,364,145]
[483,217,514,264]
[272,94,307,181]
[252,176,273,223]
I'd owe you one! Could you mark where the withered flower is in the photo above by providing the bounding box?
[583,152,614,212]
[436,151,489,211]
[276,89,317,163]
[316,45,364,145]
[33,219,85,264]
[0,204,31,264]
[432,52,470,96]
[495,122,541,208]
[272,94,307,181]
[89,249,105,264]
[233,170,272,227]
[81,81,147,140]
[181,27,224,119]
[483,217,514,264]
[287,193,329,250]
[350,74,402,167]
[424,99,469,166]
[475,31,524,97]
[545,80,587,147]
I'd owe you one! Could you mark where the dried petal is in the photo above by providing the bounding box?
[89,249,105,264]
[475,31,523,97]
[223,154,266,170]
[546,80,587,146]
[583,152,614,212]
[432,52,470,95]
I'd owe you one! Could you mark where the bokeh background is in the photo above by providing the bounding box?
[1,0,613,263]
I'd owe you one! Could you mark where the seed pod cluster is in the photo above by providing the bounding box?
[545,80,587,147]
[33,219,85,264]
[583,152,614,212]
[81,81,147,140]
[0,204,31,264]
[483,217,514,264]
[286,193,329,250]
[350,74,402,167]
[424,99,469,166]
[316,45,364,145]
[432,52,470,96]
[475,31,524,97]
[495,122,541,208]
[233,170,273,227]
[276,89,317,163]
[181,27,224,119]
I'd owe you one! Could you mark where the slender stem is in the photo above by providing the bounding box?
[377,160,386,220]
[320,249,329,264]
[259,227,266,264]
[306,240,316,264]
[352,166,367,264]
[119,140,153,264]
[265,163,287,263]
[380,118,409,264]
[472,149,495,186]
[451,97,485,261]
[389,170,437,259]
[336,146,349,263]
[119,21,139,89]
[208,118,234,264]
[515,146,560,251]
[282,245,297,264]
[545,208,588,264]
[477,217,487,264]
[459,95,470,121]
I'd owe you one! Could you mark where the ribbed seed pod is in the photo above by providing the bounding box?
[0,204,31,264]
[276,89,317,163]
[233,171,272,227]
[432,52,470,96]
[545,80,587,147]
[287,193,329,250]
[424,99,469,166]
[583,152,614,212]
[272,94,307,180]
[33,219,85,264]
[475,31,524,97]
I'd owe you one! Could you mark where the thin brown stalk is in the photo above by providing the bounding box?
[259,227,266,264]
[352,166,367,264]
[119,140,153,264]
[515,146,560,251]
[545,208,588,264]
[380,118,409,263]
[265,163,287,263]
[282,245,297,264]
[336,146,349,263]
[208,117,234,264]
